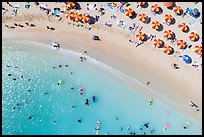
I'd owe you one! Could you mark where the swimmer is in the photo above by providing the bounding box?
[146,81,150,86]
[144,123,149,128]
[53,119,56,124]
[115,117,118,120]
[28,79,31,82]
[28,116,32,120]
[71,87,74,90]
[150,129,154,133]
[58,80,62,86]
[20,75,23,78]
[6,65,10,67]
[92,96,96,102]
[12,107,16,110]
[85,99,89,106]
[84,50,87,55]
[8,74,12,76]
[183,126,187,129]
[78,119,81,123]
[16,103,20,106]
[71,72,73,74]
[65,65,68,67]
[27,89,31,92]
[13,78,16,81]
[120,127,123,131]
[148,98,153,106]
[127,126,130,130]
[59,65,62,68]
[72,105,75,108]
[52,66,56,68]
[79,88,83,95]
[44,92,48,95]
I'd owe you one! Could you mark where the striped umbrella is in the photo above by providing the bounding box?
[66,11,74,20]
[178,23,188,32]
[177,40,186,49]
[151,21,160,30]
[137,2,146,7]
[164,30,173,39]
[194,45,202,55]
[153,38,163,48]
[66,2,75,8]
[173,6,182,14]
[151,4,160,13]
[138,13,147,22]
[163,2,173,8]
[74,12,82,22]
[164,14,173,23]
[163,45,173,54]
[136,32,145,41]
[81,14,90,23]
[125,8,133,17]
[189,32,199,41]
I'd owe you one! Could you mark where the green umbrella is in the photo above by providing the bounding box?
[193,8,199,16]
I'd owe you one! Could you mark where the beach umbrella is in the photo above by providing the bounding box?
[74,12,82,22]
[151,21,160,30]
[81,14,90,23]
[189,32,199,41]
[173,6,182,14]
[138,13,147,22]
[153,38,162,48]
[177,40,186,49]
[193,8,199,16]
[163,2,173,7]
[151,4,160,13]
[164,30,173,39]
[136,32,145,41]
[66,11,74,20]
[178,23,188,32]
[194,45,202,55]
[182,55,191,63]
[164,14,173,23]
[66,2,75,8]
[163,45,173,54]
[137,2,146,7]
[125,8,133,17]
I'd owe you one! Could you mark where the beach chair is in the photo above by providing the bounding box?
[107,3,114,9]
[189,20,196,26]
[120,8,125,13]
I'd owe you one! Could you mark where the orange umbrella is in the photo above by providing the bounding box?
[74,12,82,22]
[164,14,173,23]
[125,8,133,17]
[189,32,199,41]
[177,40,186,49]
[66,11,74,20]
[164,30,173,39]
[81,14,90,23]
[137,2,146,6]
[138,13,147,22]
[151,21,160,30]
[173,6,182,14]
[66,2,75,8]
[194,45,202,55]
[151,4,160,13]
[163,2,173,7]
[178,23,188,32]
[163,45,173,54]
[136,32,145,41]
[153,38,163,48]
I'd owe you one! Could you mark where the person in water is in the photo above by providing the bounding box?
[85,99,89,106]
[92,96,96,102]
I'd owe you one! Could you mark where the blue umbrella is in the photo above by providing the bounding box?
[182,55,191,63]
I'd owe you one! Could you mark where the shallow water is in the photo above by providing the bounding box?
[2,40,202,135]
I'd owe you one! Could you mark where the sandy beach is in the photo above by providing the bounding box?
[2,2,202,127]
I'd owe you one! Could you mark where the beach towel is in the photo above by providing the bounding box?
[120,8,125,13]
[53,10,59,16]
[189,20,196,26]
[107,3,114,9]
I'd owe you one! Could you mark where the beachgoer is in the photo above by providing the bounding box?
[65,65,68,67]
[146,81,150,85]
[150,129,154,133]
[92,96,96,102]
[71,87,74,90]
[72,105,75,108]
[28,116,32,120]
[144,123,149,128]
[44,92,48,95]
[71,72,73,74]
[120,127,123,131]
[85,99,89,106]
[115,117,118,120]
[78,119,81,123]
[53,119,56,123]
[8,74,12,76]
[59,65,62,68]
[127,126,130,130]
[84,50,87,55]
[13,78,16,81]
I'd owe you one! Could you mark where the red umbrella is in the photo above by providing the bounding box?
[125,8,134,17]
[164,30,173,39]
[164,14,173,23]
[153,38,163,48]
[66,2,75,8]
[178,23,188,32]
[151,4,160,13]
[81,14,90,23]
[151,21,160,30]
[136,32,145,41]
[138,13,147,22]
[173,6,182,14]
[66,11,74,20]
[137,2,146,7]
[74,12,82,22]
[194,45,202,55]
[189,32,199,41]
[163,45,173,54]
[177,40,186,49]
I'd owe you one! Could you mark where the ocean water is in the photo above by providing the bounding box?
[2,40,202,135]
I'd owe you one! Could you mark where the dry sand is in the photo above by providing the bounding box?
[2,2,202,126]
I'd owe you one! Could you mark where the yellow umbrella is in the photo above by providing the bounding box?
[125,8,133,17]
[164,30,173,39]
[136,32,145,41]
[177,40,186,49]
[173,6,182,14]
[151,4,160,13]
[194,45,202,55]
[153,38,163,48]
[151,21,160,30]
[81,14,90,23]
[189,32,199,42]
[66,11,74,20]
[137,2,146,7]
[178,23,188,32]
[138,13,147,22]
[74,12,82,22]
[164,14,173,23]
[163,45,173,54]
[66,2,75,8]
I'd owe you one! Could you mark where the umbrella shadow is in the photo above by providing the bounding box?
[177,9,184,16]
[142,2,149,8]
[157,24,164,31]
[159,40,165,48]
[143,34,148,42]
[158,8,163,15]
[169,47,174,55]
[130,12,137,19]
[145,17,151,24]
[167,2,176,10]
[75,2,81,10]
[183,26,190,33]
[194,35,200,42]
[171,17,176,25]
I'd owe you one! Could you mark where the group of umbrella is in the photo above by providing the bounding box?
[64,2,91,24]
[122,2,202,63]
[64,2,202,63]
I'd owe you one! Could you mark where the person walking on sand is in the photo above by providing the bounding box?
[146,81,150,86]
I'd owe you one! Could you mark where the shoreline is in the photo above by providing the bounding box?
[2,2,202,127]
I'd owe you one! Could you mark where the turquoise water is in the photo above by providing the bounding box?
[2,40,202,135]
